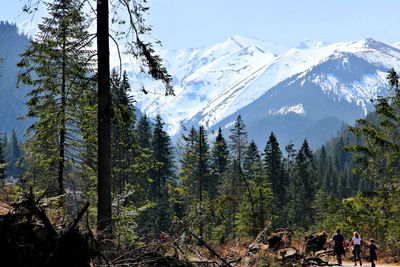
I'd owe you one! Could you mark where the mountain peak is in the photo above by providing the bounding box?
[296,38,326,49]
[226,35,289,55]
[353,38,390,50]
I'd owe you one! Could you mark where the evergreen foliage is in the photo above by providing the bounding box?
[210,127,229,185]
[10,1,400,249]
[286,139,318,229]
[135,115,152,149]
[341,69,400,248]
[148,114,175,235]
[17,0,95,196]
[111,69,136,194]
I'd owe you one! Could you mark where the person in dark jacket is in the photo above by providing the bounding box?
[330,228,347,265]
[368,239,378,267]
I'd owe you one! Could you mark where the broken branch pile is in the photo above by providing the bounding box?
[0,191,97,267]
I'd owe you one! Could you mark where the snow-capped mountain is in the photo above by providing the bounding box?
[125,36,400,148]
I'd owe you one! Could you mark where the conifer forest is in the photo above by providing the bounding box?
[1,1,400,266]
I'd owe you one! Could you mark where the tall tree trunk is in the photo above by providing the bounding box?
[199,126,203,237]
[58,33,66,196]
[97,0,112,233]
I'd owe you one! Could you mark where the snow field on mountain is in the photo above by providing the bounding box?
[124,35,400,137]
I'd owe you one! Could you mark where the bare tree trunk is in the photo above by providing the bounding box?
[97,0,112,233]
[198,126,204,237]
[58,31,66,197]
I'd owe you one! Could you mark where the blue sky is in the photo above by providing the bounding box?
[1,0,400,49]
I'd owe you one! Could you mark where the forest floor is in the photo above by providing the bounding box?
[1,186,400,266]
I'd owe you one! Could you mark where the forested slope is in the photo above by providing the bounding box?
[0,21,31,137]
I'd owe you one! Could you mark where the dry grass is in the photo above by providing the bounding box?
[0,187,13,215]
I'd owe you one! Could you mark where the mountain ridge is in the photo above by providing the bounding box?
[128,35,400,147]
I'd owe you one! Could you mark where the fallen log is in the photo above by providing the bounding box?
[187,230,234,267]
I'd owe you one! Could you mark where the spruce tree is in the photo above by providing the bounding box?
[149,115,174,235]
[150,114,174,198]
[285,140,296,174]
[229,115,248,168]
[18,0,95,196]
[236,157,272,237]
[286,139,318,229]
[243,140,261,179]
[264,132,287,227]
[172,125,216,237]
[211,127,229,180]
[136,115,152,149]
[111,70,136,193]
[237,139,273,237]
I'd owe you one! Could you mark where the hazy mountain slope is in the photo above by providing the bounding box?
[0,21,31,137]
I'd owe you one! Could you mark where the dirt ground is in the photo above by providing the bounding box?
[332,261,400,267]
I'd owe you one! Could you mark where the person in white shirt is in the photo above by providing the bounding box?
[350,231,362,266]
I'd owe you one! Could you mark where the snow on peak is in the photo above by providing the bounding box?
[352,38,391,50]
[228,35,289,55]
[268,104,305,116]
[128,37,400,137]
[297,38,326,49]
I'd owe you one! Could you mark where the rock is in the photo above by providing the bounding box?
[278,247,299,260]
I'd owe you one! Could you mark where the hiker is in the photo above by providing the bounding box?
[143,234,149,244]
[368,239,378,267]
[350,231,362,266]
[198,236,204,247]
[330,228,347,265]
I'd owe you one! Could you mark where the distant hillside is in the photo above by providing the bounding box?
[0,21,31,137]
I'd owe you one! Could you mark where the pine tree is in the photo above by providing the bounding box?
[18,0,95,196]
